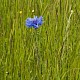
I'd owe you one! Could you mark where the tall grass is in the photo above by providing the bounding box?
[0,0,80,80]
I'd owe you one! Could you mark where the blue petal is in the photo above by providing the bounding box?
[25,18,33,27]
[37,16,43,25]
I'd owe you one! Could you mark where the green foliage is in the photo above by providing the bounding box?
[0,0,80,80]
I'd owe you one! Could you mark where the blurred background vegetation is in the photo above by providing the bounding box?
[0,0,80,80]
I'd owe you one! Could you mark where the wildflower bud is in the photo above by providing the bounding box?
[19,11,22,14]
[71,10,73,14]
[32,10,34,13]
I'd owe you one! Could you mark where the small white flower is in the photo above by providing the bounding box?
[32,10,34,13]
[71,10,73,14]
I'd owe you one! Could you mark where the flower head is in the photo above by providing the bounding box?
[19,11,22,14]
[25,16,43,29]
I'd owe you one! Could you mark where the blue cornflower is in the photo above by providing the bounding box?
[25,16,43,29]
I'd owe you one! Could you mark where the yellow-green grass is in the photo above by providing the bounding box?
[0,0,80,80]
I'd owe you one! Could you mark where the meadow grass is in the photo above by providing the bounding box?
[0,0,80,80]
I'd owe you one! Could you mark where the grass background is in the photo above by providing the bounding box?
[0,0,80,80]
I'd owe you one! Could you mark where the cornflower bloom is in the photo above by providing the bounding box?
[25,16,43,29]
